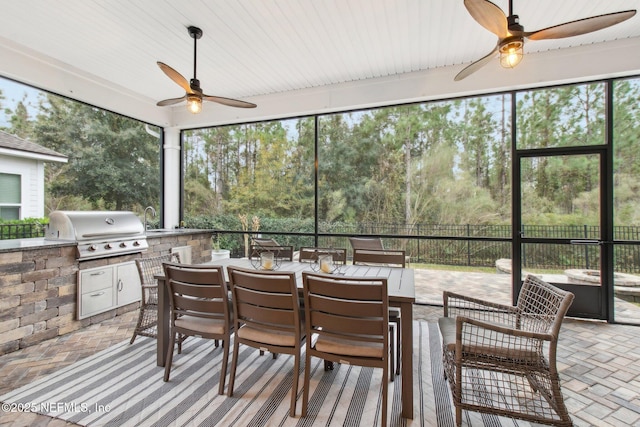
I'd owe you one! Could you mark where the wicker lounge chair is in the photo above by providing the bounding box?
[438,274,575,426]
[130,252,180,345]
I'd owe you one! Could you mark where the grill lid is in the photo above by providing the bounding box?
[46,211,145,241]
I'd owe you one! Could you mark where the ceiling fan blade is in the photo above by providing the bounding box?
[527,10,636,41]
[203,95,257,108]
[464,0,509,38]
[157,62,193,93]
[454,45,499,81]
[157,95,187,106]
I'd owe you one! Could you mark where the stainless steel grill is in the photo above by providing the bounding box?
[45,210,148,260]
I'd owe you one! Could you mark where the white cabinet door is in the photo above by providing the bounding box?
[78,261,142,319]
[116,261,141,306]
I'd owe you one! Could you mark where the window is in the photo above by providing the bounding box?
[0,173,21,220]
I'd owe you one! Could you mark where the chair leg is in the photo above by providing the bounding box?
[227,338,241,397]
[395,318,401,376]
[177,334,183,354]
[382,363,388,427]
[302,351,312,417]
[290,352,300,417]
[163,331,176,382]
[389,325,395,382]
[218,336,230,395]
[129,305,145,344]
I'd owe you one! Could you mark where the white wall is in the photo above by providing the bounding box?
[0,154,45,218]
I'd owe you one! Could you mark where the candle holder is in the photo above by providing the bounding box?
[310,252,343,274]
[250,246,282,270]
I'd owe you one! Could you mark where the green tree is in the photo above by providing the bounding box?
[33,94,160,211]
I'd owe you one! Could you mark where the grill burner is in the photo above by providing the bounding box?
[45,211,148,260]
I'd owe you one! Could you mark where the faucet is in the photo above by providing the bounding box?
[144,206,156,231]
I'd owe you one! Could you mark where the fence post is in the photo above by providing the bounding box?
[467,224,471,266]
[584,224,589,270]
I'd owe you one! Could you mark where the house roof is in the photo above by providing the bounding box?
[0,1,639,129]
[0,130,68,163]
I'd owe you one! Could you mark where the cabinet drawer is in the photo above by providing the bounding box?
[80,287,114,317]
[80,268,113,294]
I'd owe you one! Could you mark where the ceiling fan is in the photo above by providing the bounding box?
[157,26,256,113]
[454,0,637,81]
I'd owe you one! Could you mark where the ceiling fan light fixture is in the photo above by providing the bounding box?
[187,94,202,114]
[499,37,524,69]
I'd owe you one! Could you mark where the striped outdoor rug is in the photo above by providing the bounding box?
[0,321,521,426]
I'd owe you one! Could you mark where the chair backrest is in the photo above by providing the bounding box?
[516,275,575,336]
[298,247,347,265]
[249,244,294,261]
[302,272,388,354]
[352,248,406,268]
[135,252,180,286]
[348,237,384,251]
[227,266,301,340]
[251,238,280,247]
[163,262,230,325]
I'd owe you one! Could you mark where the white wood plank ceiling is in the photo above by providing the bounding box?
[0,0,639,128]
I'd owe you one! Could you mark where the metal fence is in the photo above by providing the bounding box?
[0,223,45,239]
[3,220,640,273]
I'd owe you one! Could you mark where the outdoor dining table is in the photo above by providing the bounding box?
[155,258,416,419]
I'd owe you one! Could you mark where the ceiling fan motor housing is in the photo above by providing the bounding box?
[190,78,202,94]
[507,14,524,33]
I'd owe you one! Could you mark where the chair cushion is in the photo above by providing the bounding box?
[175,315,226,335]
[237,325,298,347]
[438,317,457,351]
[314,334,384,358]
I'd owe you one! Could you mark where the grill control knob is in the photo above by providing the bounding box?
[133,241,141,247]
[88,245,97,251]
[120,242,127,248]
[105,243,113,249]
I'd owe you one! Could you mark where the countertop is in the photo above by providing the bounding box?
[0,229,212,254]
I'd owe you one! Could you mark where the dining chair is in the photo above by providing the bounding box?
[301,272,389,426]
[352,248,405,379]
[249,238,294,261]
[130,252,180,345]
[226,266,304,417]
[298,247,347,264]
[162,262,231,395]
[348,236,385,251]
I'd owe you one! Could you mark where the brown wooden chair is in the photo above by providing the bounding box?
[130,252,180,345]
[348,236,385,251]
[352,248,406,267]
[162,262,231,396]
[301,272,389,426]
[298,247,347,264]
[438,275,575,426]
[352,248,405,379]
[249,238,294,261]
[227,266,304,417]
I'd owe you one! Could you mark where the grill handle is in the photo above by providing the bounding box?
[82,231,142,238]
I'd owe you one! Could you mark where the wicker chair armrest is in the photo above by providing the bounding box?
[443,291,519,325]
[458,316,553,341]
[454,316,553,361]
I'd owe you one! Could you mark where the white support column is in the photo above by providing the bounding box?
[163,127,181,229]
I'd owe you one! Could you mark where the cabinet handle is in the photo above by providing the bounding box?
[118,279,123,292]
[90,291,106,297]
[90,271,106,276]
